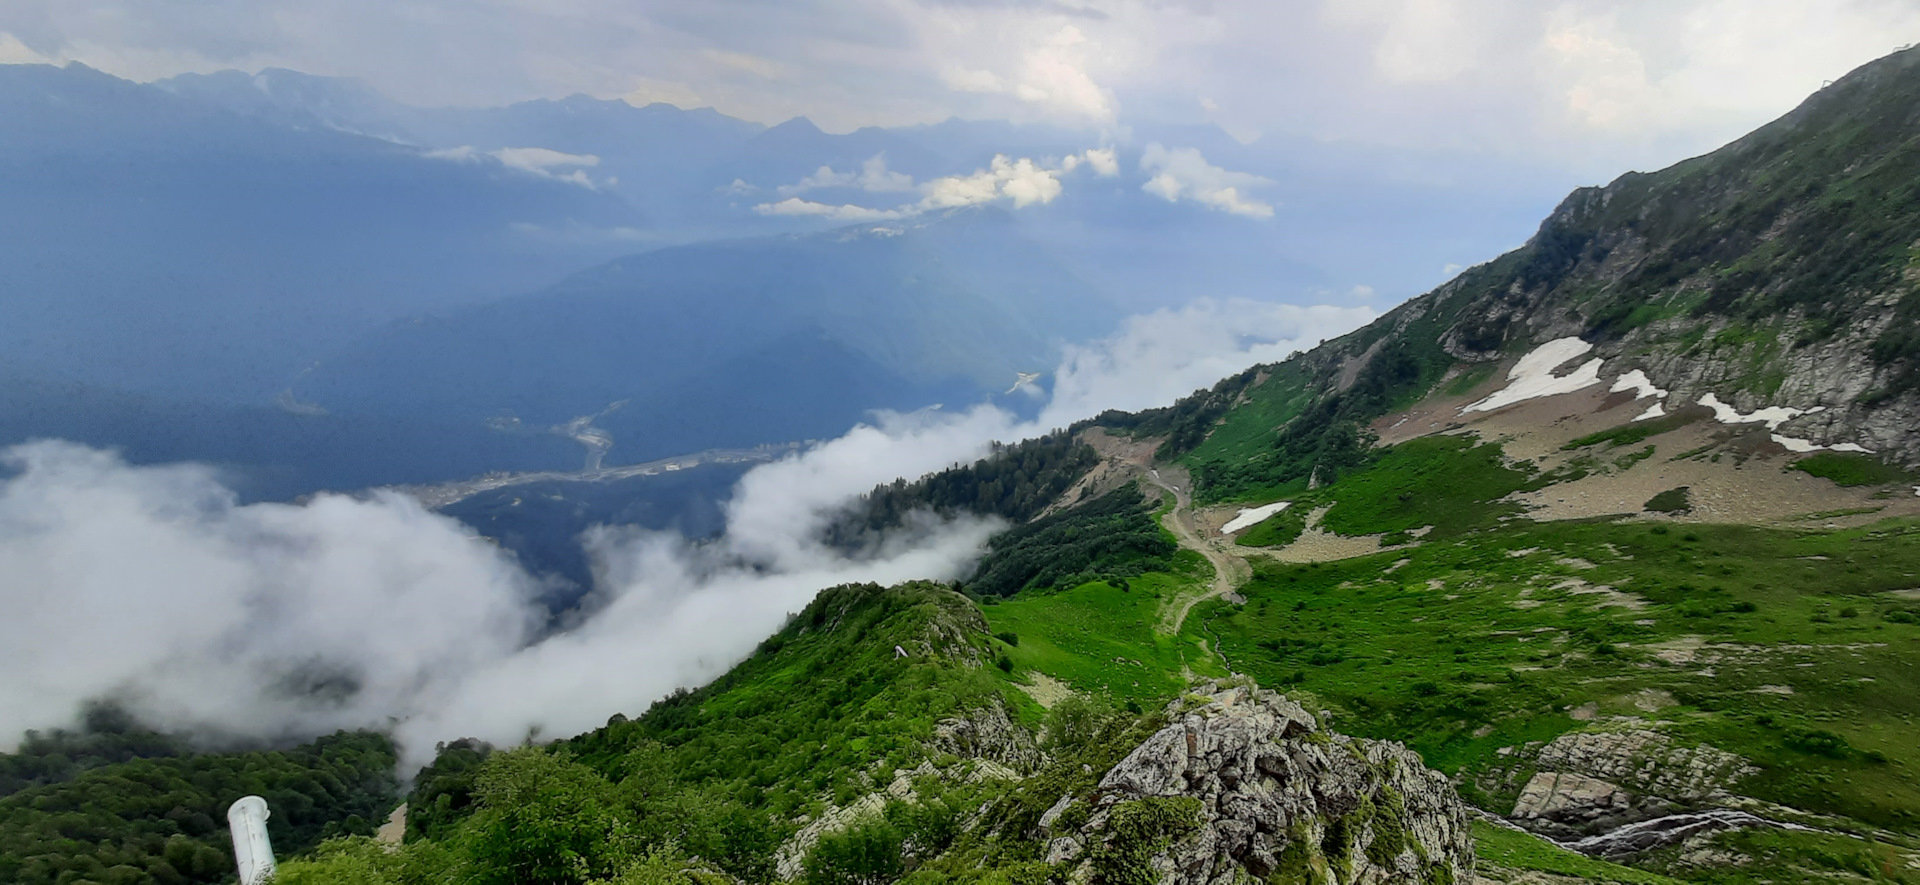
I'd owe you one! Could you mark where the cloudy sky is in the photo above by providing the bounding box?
[4,1,1918,176]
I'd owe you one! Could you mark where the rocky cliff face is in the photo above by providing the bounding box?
[1043,681,1474,885]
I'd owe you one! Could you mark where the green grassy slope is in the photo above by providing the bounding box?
[1189,516,1920,832]
[983,558,1222,702]
[565,582,1018,814]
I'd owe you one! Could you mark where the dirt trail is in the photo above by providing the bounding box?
[1144,468,1251,634]
[375,803,407,848]
[1079,430,1250,635]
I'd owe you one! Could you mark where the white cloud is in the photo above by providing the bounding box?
[943,66,1007,93]
[0,30,52,64]
[1039,299,1376,422]
[10,2,1920,175]
[933,24,1118,124]
[0,442,540,748]
[1061,146,1119,176]
[754,148,1115,220]
[923,154,1064,209]
[425,145,607,189]
[1139,143,1275,218]
[752,197,908,221]
[493,146,600,172]
[777,154,917,197]
[1541,8,1663,133]
[0,297,1375,769]
[1327,0,1486,84]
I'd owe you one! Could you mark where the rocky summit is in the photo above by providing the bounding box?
[1046,681,1475,885]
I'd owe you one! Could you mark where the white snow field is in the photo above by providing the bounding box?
[1221,501,1290,534]
[1462,337,1605,414]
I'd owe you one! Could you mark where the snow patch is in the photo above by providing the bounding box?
[1697,393,1822,431]
[1610,369,1668,401]
[1222,502,1290,534]
[1698,393,1871,453]
[1634,403,1666,422]
[1461,338,1605,414]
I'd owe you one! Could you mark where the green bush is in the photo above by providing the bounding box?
[1088,797,1203,885]
[461,749,640,885]
[0,730,398,885]
[804,813,904,885]
[1792,452,1916,487]
[1043,696,1116,753]
[1644,487,1692,513]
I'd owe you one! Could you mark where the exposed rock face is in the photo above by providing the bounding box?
[1511,771,1635,834]
[930,698,1043,772]
[1050,681,1474,885]
[1502,729,1756,840]
[1536,730,1753,802]
[773,764,924,881]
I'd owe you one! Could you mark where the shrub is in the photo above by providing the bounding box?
[804,813,904,885]
[1645,486,1692,513]
[1088,798,1203,885]
[1792,452,1915,487]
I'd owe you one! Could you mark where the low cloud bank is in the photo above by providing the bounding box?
[0,299,1372,768]
[754,148,1118,220]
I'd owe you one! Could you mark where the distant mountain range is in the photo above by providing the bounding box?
[293,207,1120,465]
[0,60,1569,497]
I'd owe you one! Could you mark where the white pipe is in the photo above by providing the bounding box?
[227,795,278,885]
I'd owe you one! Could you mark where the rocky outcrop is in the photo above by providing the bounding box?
[1502,729,1756,840]
[774,765,923,880]
[1047,680,1474,885]
[930,698,1043,772]
[1510,771,1638,835]
[1535,730,1754,802]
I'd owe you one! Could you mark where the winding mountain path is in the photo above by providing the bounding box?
[1144,467,1251,635]
[1077,429,1250,636]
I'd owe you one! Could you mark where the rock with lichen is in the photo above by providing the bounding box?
[1043,679,1474,885]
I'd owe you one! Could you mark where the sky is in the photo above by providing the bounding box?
[3,1,1919,176]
